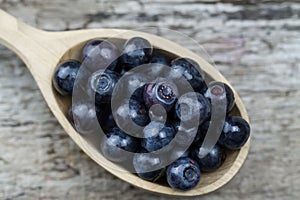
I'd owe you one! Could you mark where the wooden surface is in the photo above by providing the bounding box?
[0,8,251,196]
[0,0,299,199]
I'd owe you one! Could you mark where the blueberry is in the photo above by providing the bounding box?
[67,107,75,127]
[130,85,146,103]
[129,98,150,126]
[149,53,169,66]
[121,37,153,70]
[172,121,198,147]
[144,78,178,112]
[116,71,148,99]
[174,119,211,147]
[204,81,235,113]
[142,121,175,152]
[133,150,164,181]
[166,157,200,191]
[169,148,190,162]
[89,69,120,104]
[199,82,208,95]
[82,40,120,72]
[191,144,226,172]
[219,116,250,150]
[100,127,140,162]
[193,120,210,145]
[113,98,150,133]
[96,103,116,133]
[172,120,181,133]
[148,104,168,123]
[68,101,99,134]
[175,92,211,126]
[169,58,204,91]
[82,39,103,59]
[53,60,81,95]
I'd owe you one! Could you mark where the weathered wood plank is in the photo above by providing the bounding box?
[0,0,299,199]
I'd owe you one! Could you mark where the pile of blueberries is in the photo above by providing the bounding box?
[53,37,250,191]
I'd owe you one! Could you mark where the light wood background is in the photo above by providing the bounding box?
[0,0,299,199]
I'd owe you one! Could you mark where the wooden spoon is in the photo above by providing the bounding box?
[0,9,250,196]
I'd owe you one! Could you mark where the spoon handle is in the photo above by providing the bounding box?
[0,10,45,64]
[0,10,124,71]
[0,10,67,78]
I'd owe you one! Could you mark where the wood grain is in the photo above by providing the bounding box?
[0,0,299,199]
[0,9,250,196]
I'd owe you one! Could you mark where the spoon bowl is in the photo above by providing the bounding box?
[0,10,250,196]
